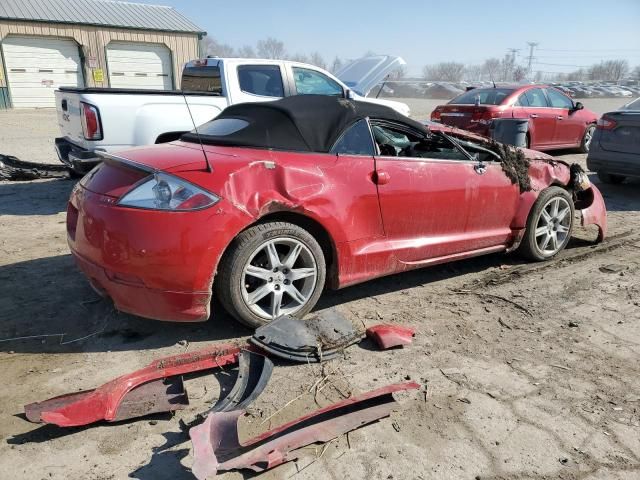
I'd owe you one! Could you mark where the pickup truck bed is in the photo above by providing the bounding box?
[55,56,410,174]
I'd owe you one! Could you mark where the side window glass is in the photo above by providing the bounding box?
[292,67,343,96]
[524,88,548,107]
[181,66,222,94]
[371,123,467,161]
[546,89,573,109]
[330,119,375,156]
[237,65,284,97]
[515,93,529,107]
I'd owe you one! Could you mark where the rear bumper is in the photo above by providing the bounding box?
[67,184,252,322]
[55,137,101,174]
[71,248,212,322]
[587,148,640,178]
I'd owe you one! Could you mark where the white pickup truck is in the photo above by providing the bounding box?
[54,56,409,173]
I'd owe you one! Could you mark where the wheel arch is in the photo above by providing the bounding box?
[212,210,339,292]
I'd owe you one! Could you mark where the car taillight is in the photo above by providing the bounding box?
[80,102,103,140]
[431,108,442,122]
[596,116,617,130]
[117,172,220,211]
[472,109,501,124]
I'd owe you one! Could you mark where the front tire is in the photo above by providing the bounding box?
[579,124,595,153]
[216,222,326,328]
[518,187,574,261]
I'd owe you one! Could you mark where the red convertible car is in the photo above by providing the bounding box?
[67,96,607,327]
[431,85,599,152]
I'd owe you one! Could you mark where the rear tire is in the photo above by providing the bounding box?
[216,222,326,328]
[518,186,574,261]
[578,124,595,153]
[597,171,625,184]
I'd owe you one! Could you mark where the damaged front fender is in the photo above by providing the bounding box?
[577,184,607,242]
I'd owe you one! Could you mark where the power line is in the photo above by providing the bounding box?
[533,61,591,68]
[537,48,640,52]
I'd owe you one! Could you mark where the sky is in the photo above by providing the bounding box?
[139,0,640,76]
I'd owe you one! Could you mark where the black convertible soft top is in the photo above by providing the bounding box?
[181,95,426,153]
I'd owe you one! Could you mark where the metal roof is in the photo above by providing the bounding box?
[0,0,205,34]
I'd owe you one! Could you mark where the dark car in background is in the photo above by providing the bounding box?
[587,97,640,184]
[431,85,598,152]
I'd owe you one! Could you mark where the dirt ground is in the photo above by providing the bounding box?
[1,100,639,480]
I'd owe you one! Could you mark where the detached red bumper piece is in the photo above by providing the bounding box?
[189,381,419,478]
[24,344,240,427]
[366,324,416,349]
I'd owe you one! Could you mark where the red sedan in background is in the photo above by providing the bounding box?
[431,85,598,152]
[67,96,606,328]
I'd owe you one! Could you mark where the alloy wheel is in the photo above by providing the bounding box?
[240,237,318,320]
[534,197,572,256]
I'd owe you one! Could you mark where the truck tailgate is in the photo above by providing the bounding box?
[55,90,85,144]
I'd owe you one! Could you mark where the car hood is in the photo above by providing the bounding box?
[335,55,406,97]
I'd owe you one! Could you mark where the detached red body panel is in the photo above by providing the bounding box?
[367,324,416,349]
[25,344,240,426]
[189,381,420,478]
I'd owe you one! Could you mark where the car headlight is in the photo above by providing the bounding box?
[117,172,220,211]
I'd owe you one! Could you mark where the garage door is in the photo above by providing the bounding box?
[106,42,173,90]
[2,36,83,108]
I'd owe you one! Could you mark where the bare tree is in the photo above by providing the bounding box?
[199,35,235,57]
[607,60,629,81]
[309,52,327,70]
[464,64,482,81]
[481,58,501,82]
[330,56,344,73]
[385,65,407,81]
[500,54,515,82]
[589,60,630,81]
[289,52,309,63]
[257,37,286,59]
[236,45,256,58]
[534,70,544,82]
[423,62,465,82]
[633,65,640,80]
[567,68,587,81]
[513,66,528,82]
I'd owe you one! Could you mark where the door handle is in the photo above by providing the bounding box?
[474,163,487,175]
[556,115,564,120]
[374,170,391,185]
[529,113,538,118]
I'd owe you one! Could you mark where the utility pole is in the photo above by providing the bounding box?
[527,42,538,78]
[507,48,519,64]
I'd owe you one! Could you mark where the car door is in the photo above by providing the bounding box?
[545,88,583,146]
[512,88,556,149]
[371,121,519,263]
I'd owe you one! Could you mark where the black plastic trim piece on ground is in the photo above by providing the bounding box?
[210,350,273,413]
[0,155,69,181]
[250,309,365,363]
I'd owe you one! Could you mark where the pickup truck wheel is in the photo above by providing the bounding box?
[518,187,574,261]
[578,124,595,153]
[597,172,626,184]
[216,222,326,328]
